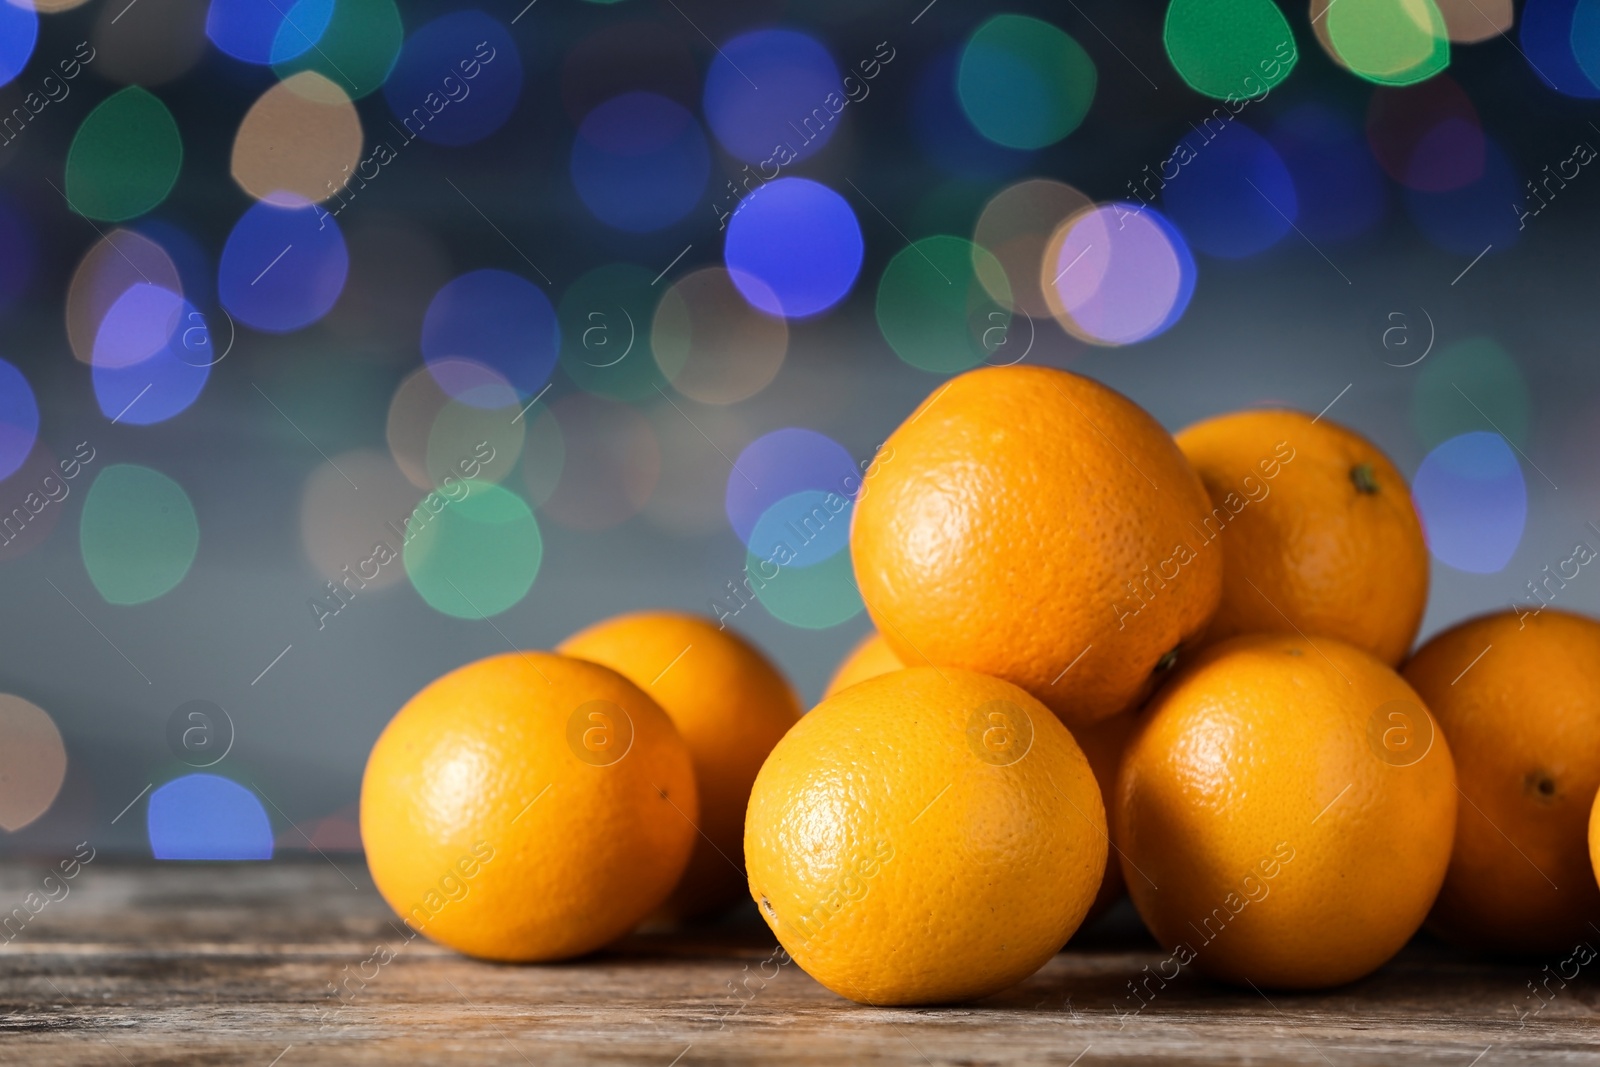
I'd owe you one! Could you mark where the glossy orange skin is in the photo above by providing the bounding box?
[1176,409,1428,666]
[1117,634,1456,988]
[559,611,802,921]
[1405,609,1600,954]
[360,652,697,961]
[746,667,1106,1005]
[850,366,1222,728]
[821,630,1133,922]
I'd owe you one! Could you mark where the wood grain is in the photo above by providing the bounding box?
[0,858,1594,1065]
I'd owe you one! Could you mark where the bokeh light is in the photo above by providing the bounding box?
[91,284,210,425]
[914,47,1035,179]
[93,0,209,86]
[65,87,183,222]
[0,695,65,833]
[386,362,523,491]
[1326,0,1450,86]
[231,72,364,206]
[298,449,421,592]
[1411,337,1530,450]
[1411,431,1527,573]
[876,235,1012,374]
[541,394,661,531]
[653,267,787,405]
[744,491,863,629]
[1163,0,1297,100]
[383,11,521,147]
[205,0,332,66]
[66,230,183,365]
[1366,76,1483,192]
[572,92,709,233]
[703,28,842,165]
[136,219,213,309]
[80,464,199,605]
[147,774,273,860]
[0,3,37,90]
[557,263,665,402]
[1436,0,1512,42]
[725,428,857,546]
[1043,203,1197,346]
[1404,135,1521,255]
[957,15,1096,150]
[1162,120,1297,259]
[725,178,863,319]
[0,360,39,482]
[1270,104,1387,243]
[422,270,559,403]
[973,178,1093,318]
[1521,0,1600,98]
[219,197,349,333]
[403,481,542,618]
[272,0,403,99]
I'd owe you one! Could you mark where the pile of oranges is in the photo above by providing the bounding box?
[361,365,1600,1005]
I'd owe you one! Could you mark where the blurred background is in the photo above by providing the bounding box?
[0,0,1595,857]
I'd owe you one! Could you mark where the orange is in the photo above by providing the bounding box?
[1115,634,1455,988]
[558,611,802,920]
[822,631,920,697]
[823,628,1135,920]
[360,651,697,961]
[850,365,1222,727]
[745,666,1107,1005]
[1405,609,1600,954]
[1175,409,1427,666]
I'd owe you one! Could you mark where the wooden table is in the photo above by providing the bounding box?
[0,858,1593,1065]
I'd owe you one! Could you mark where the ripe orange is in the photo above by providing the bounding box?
[823,630,1134,921]
[1116,634,1455,988]
[850,365,1222,727]
[745,666,1107,1005]
[1175,409,1428,666]
[1404,609,1600,953]
[822,631,921,697]
[360,651,697,961]
[558,611,802,920]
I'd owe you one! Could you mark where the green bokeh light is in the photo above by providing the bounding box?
[80,465,199,606]
[65,87,183,222]
[1327,0,1449,86]
[876,235,1013,374]
[1412,337,1529,451]
[557,264,667,402]
[1163,0,1297,100]
[273,0,403,100]
[745,546,863,630]
[957,15,1096,150]
[403,481,541,619]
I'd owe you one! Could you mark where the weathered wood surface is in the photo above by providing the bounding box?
[0,858,1594,1065]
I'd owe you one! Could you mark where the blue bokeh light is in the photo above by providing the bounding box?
[383,11,521,147]
[0,3,37,89]
[572,92,710,233]
[422,270,560,404]
[724,178,863,319]
[1521,0,1600,97]
[147,774,274,861]
[1411,431,1527,574]
[725,427,859,546]
[748,489,851,567]
[1405,137,1521,256]
[219,198,349,333]
[704,29,843,166]
[92,285,209,426]
[1270,104,1386,244]
[0,359,39,482]
[205,0,333,66]
[1162,120,1297,259]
